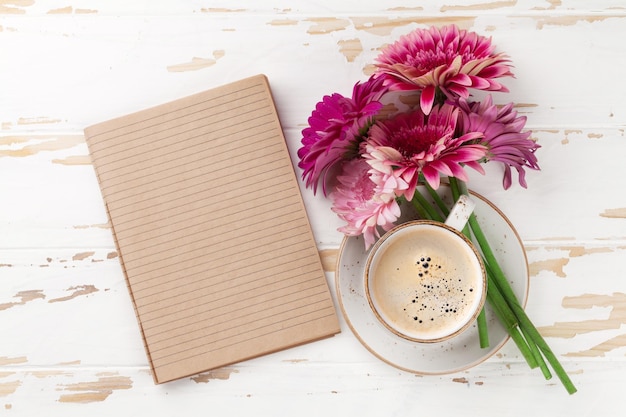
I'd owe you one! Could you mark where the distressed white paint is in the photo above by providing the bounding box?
[2,1,626,415]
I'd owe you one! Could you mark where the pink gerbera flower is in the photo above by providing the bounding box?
[298,76,387,195]
[330,159,402,249]
[364,103,487,197]
[374,25,513,115]
[456,95,540,189]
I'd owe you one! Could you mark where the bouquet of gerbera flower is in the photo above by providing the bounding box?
[298,25,576,394]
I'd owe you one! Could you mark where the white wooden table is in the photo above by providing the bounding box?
[2,1,626,415]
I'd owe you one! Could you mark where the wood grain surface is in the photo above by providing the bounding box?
[2,1,626,415]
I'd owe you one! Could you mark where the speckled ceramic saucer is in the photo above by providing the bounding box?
[335,186,529,374]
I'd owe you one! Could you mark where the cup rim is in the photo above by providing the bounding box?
[364,220,487,344]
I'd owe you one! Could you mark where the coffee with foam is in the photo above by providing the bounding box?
[366,221,486,343]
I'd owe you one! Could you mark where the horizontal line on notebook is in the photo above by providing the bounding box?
[154,309,338,376]
[147,289,330,354]
[131,239,315,304]
[123,211,306,280]
[87,83,264,141]
[100,137,284,202]
[142,268,324,342]
[103,150,289,221]
[117,185,296,242]
[149,295,332,359]
[108,164,291,234]
[119,201,302,260]
[136,266,318,327]
[92,108,273,171]
[133,236,318,300]
[91,92,268,156]
[138,259,320,328]
[154,308,338,371]
[128,241,314,307]
[153,308,337,369]
[105,153,295,226]
[96,121,279,186]
[113,176,296,248]
[99,117,274,194]
[137,252,318,320]
[93,104,273,171]
[103,144,289,221]
[126,222,310,290]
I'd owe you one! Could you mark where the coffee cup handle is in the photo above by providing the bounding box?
[444,194,475,232]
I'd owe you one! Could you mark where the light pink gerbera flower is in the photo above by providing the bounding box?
[298,76,387,195]
[374,25,513,115]
[364,103,487,197]
[456,95,540,189]
[330,159,402,249]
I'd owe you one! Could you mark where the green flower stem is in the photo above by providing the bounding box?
[449,177,577,395]
[447,180,490,348]
[508,301,577,394]
[525,324,553,379]
[463,198,549,372]
[412,189,444,222]
[482,260,539,368]
[408,196,432,221]
[477,214,576,390]
[423,180,451,218]
[450,178,521,307]
[475,307,489,349]
[484,269,537,368]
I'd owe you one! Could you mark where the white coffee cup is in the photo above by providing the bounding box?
[364,195,486,343]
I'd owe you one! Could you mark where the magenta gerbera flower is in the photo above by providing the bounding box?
[374,25,513,115]
[456,95,540,189]
[330,158,402,249]
[298,76,388,195]
[364,103,487,197]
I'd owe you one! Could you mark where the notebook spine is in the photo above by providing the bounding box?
[84,132,159,383]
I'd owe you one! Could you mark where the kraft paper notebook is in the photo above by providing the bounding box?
[84,75,340,384]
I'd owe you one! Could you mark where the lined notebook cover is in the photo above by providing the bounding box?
[84,74,340,384]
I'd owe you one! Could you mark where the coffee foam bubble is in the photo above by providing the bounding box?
[368,223,484,341]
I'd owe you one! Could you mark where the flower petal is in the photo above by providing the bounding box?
[374,25,514,100]
[420,85,436,115]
